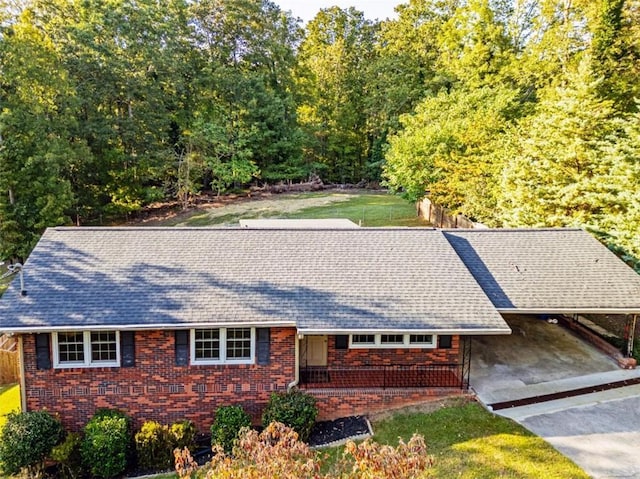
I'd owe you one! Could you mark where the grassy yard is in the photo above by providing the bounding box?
[0,383,21,429]
[365,401,588,479]
[167,191,428,228]
[148,401,587,479]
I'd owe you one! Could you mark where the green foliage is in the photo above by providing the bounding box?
[50,432,83,479]
[170,420,197,452]
[211,405,252,454]
[80,409,132,478]
[0,410,64,477]
[295,6,376,183]
[384,85,520,221]
[134,419,197,471]
[261,390,318,442]
[2,0,640,270]
[135,421,173,471]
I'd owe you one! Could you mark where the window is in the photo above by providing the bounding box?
[194,329,220,361]
[226,328,252,359]
[53,331,120,368]
[349,333,437,349]
[409,334,434,346]
[351,334,375,346]
[191,328,254,364]
[381,334,404,345]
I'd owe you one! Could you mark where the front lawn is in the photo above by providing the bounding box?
[150,400,588,479]
[367,401,588,479]
[0,383,20,429]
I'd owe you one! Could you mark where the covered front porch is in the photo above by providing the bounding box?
[296,334,472,390]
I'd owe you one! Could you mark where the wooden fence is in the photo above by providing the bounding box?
[0,334,19,384]
[417,197,484,229]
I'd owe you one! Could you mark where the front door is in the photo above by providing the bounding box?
[303,335,327,366]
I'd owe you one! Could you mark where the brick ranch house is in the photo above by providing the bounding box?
[0,227,639,432]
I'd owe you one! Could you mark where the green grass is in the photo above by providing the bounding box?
[166,191,429,227]
[326,402,588,479]
[0,384,21,429]
[281,193,426,227]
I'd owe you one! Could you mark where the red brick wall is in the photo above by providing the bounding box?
[326,335,460,366]
[310,387,469,421]
[21,328,296,432]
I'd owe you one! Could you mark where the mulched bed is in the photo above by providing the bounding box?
[308,415,371,448]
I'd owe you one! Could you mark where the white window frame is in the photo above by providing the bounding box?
[53,331,120,368]
[190,327,255,365]
[349,333,437,349]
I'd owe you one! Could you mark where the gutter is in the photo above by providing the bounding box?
[0,321,297,335]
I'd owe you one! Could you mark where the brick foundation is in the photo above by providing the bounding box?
[22,328,296,431]
[308,387,469,420]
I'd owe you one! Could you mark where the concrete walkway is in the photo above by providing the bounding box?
[470,315,640,479]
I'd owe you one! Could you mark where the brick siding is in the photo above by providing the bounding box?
[22,330,463,433]
[309,387,470,420]
[22,328,296,431]
[326,335,460,365]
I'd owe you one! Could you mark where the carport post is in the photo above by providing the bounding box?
[627,314,637,358]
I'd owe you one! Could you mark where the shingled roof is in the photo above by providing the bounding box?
[444,229,640,313]
[0,227,510,334]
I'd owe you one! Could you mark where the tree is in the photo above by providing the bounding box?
[0,7,78,260]
[383,86,519,222]
[499,63,640,260]
[188,0,303,187]
[295,7,376,182]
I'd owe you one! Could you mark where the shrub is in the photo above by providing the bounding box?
[51,432,83,479]
[174,423,433,479]
[261,390,318,441]
[0,410,64,478]
[339,434,432,478]
[135,420,173,471]
[176,422,318,479]
[81,409,131,478]
[170,420,197,452]
[210,405,251,453]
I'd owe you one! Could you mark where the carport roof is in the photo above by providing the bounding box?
[444,228,640,314]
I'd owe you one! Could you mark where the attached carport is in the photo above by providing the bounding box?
[443,229,640,401]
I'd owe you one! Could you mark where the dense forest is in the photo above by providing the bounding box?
[0,0,639,266]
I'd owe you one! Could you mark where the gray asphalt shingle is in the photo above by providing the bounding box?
[444,229,640,312]
[0,227,510,334]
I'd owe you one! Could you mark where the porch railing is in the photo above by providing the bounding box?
[299,363,467,390]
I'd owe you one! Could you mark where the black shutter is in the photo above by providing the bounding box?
[175,330,189,366]
[120,331,135,367]
[256,328,270,365]
[438,335,452,349]
[35,333,51,370]
[335,335,349,350]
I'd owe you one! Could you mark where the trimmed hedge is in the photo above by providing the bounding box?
[211,405,252,453]
[262,390,318,442]
[80,409,131,478]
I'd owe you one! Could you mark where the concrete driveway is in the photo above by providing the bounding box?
[469,314,640,479]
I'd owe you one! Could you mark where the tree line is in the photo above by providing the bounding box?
[0,0,639,265]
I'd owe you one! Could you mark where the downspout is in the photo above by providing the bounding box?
[18,335,27,412]
[627,314,637,358]
[287,332,300,390]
